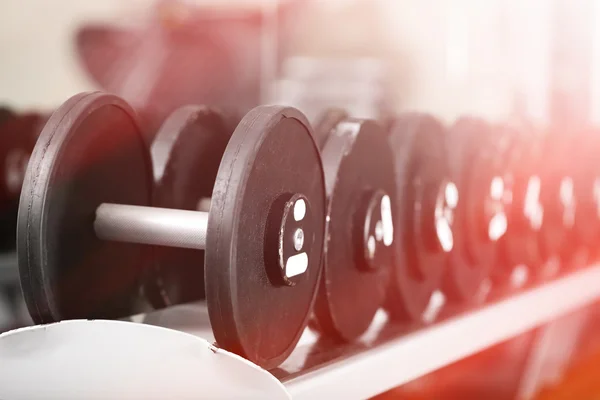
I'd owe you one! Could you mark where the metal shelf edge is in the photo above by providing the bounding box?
[284,266,600,399]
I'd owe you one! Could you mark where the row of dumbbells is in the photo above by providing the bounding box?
[7,91,600,370]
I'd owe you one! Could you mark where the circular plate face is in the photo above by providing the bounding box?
[145,106,234,308]
[386,114,448,321]
[18,92,153,323]
[498,127,546,278]
[312,112,396,342]
[205,106,325,369]
[486,125,522,284]
[572,128,600,259]
[443,118,500,302]
[538,133,575,264]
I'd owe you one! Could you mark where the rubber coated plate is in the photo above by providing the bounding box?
[386,114,448,321]
[313,111,396,342]
[18,92,153,323]
[443,118,499,302]
[538,132,575,264]
[205,106,325,369]
[145,106,234,308]
[572,127,600,260]
[502,131,545,275]
[486,124,522,284]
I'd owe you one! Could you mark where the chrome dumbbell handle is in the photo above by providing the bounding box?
[94,203,208,250]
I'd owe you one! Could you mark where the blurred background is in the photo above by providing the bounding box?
[1,0,598,126]
[2,0,600,398]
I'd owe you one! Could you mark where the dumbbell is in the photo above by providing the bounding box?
[537,131,577,268]
[385,114,452,321]
[18,92,326,369]
[310,109,395,342]
[0,109,47,250]
[495,124,553,284]
[443,118,508,303]
[571,127,600,263]
[143,106,236,307]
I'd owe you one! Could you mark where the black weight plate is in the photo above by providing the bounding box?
[465,126,511,268]
[491,124,523,284]
[386,114,449,321]
[571,127,600,262]
[145,105,234,308]
[205,106,325,369]
[312,111,396,342]
[18,92,153,323]
[538,132,576,264]
[496,125,546,278]
[0,112,45,251]
[443,118,501,302]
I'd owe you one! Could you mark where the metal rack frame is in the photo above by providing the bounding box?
[283,266,600,398]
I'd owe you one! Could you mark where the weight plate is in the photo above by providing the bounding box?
[572,127,600,260]
[488,124,524,285]
[312,110,396,342]
[444,118,504,302]
[18,92,153,323]
[0,112,45,251]
[496,125,545,279]
[145,106,234,308]
[538,132,576,264]
[205,106,325,369]
[386,114,449,321]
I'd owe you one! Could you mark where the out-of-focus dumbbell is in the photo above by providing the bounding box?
[0,108,47,251]
[443,118,509,304]
[569,126,600,265]
[490,123,547,288]
[386,114,451,322]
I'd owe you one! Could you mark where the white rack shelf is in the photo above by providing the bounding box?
[1,266,599,399]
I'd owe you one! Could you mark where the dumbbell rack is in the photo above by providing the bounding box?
[1,265,599,399]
